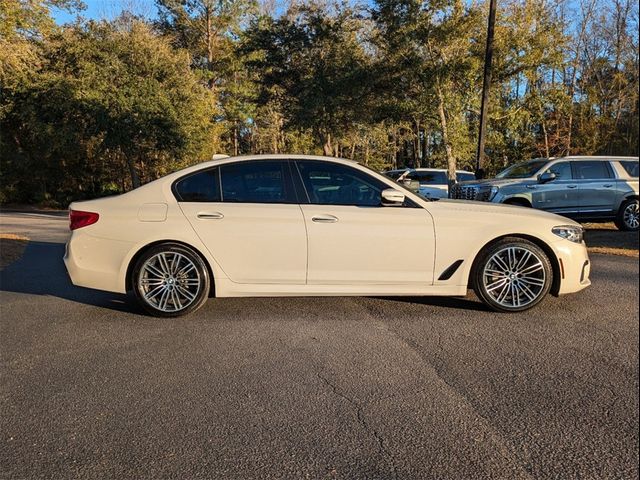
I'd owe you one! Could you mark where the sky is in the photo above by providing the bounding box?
[52,0,159,24]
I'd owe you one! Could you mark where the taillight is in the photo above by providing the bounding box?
[69,210,99,230]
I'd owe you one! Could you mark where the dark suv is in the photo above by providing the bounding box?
[450,156,639,231]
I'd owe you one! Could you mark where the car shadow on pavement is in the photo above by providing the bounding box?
[0,241,139,314]
[373,295,488,312]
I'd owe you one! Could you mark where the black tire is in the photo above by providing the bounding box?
[472,237,553,313]
[614,199,639,231]
[131,242,210,317]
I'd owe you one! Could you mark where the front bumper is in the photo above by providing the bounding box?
[554,240,591,295]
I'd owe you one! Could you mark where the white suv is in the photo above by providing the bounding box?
[385,168,476,199]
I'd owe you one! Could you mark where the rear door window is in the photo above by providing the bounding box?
[220,161,295,203]
[572,161,612,180]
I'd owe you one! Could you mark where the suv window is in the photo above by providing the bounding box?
[457,172,476,182]
[221,161,294,203]
[174,168,220,202]
[620,161,639,178]
[545,162,572,179]
[414,171,447,185]
[573,161,612,180]
[297,161,386,206]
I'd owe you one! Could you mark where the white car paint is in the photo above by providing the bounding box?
[64,154,590,313]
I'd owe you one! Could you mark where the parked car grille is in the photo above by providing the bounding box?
[450,185,492,202]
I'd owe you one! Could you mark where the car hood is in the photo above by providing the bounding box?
[430,199,581,226]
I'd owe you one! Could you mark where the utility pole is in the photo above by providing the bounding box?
[476,0,497,173]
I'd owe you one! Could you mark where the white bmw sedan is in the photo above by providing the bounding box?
[64,155,591,317]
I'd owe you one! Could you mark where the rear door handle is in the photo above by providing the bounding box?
[312,214,338,223]
[567,185,577,189]
[603,184,614,188]
[197,212,224,219]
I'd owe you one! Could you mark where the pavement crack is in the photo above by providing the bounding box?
[317,372,400,480]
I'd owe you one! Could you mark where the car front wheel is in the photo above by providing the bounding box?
[473,238,553,312]
[132,243,210,317]
[615,199,639,231]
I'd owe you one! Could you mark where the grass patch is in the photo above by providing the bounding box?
[0,234,30,269]
[583,223,639,257]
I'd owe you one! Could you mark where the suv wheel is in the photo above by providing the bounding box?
[615,199,639,231]
[473,238,553,312]
[132,243,210,317]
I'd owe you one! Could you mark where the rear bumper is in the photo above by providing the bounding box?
[64,231,133,293]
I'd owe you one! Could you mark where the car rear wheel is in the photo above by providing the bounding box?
[132,243,210,317]
[615,199,639,231]
[473,238,553,312]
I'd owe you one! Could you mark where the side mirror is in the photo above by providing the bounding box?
[538,172,557,183]
[381,188,405,207]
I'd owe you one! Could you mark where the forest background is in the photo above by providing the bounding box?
[1,0,638,205]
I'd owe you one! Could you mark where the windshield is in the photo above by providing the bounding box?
[496,159,549,179]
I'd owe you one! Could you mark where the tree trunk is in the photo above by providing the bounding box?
[233,126,239,156]
[436,84,456,189]
[321,131,333,156]
[205,6,215,90]
[421,127,429,167]
[126,156,141,189]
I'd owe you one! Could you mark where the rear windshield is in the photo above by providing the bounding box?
[620,161,639,178]
[496,159,549,179]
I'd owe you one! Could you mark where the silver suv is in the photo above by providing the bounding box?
[450,156,639,231]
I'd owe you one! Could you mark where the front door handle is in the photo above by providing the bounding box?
[312,214,338,223]
[197,212,224,219]
[603,184,614,188]
[567,185,577,189]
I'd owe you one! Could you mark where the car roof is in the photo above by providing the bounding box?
[154,154,362,186]
[549,156,639,162]
[385,168,474,173]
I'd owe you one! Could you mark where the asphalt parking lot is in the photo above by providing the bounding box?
[1,212,638,479]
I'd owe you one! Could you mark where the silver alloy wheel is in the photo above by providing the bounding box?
[137,252,201,313]
[623,202,639,229]
[482,246,546,309]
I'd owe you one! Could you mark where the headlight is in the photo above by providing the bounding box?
[552,225,584,243]
[488,186,499,201]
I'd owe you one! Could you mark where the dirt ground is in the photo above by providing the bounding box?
[584,223,639,257]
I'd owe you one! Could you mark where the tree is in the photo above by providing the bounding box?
[245,3,374,156]
[1,18,219,204]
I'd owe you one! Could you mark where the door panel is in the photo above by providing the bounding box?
[573,161,617,214]
[176,160,306,284]
[530,162,580,214]
[301,205,435,284]
[180,202,307,284]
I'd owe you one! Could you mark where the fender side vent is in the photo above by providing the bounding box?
[438,259,464,281]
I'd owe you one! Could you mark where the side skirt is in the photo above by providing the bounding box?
[214,278,468,298]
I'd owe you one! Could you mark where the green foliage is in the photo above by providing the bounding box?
[1,18,220,205]
[0,0,638,204]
